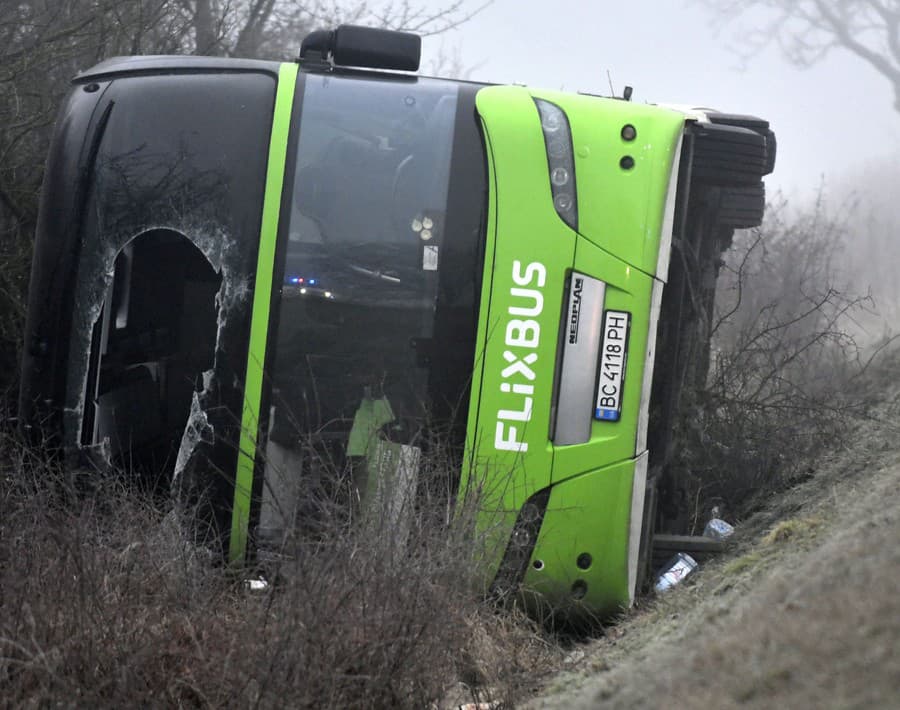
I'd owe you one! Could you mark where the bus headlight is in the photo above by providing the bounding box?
[534,98,578,230]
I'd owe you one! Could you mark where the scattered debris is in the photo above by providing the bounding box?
[244,577,269,592]
[703,517,735,541]
[654,552,699,592]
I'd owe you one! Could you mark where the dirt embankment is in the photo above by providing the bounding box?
[528,392,900,709]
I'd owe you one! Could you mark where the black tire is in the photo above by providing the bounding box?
[691,123,768,185]
[707,113,777,176]
[714,182,766,229]
[762,128,777,176]
[707,112,769,132]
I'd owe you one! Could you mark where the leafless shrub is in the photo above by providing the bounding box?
[0,425,559,707]
[673,194,877,525]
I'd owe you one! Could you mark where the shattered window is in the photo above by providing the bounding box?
[64,72,274,505]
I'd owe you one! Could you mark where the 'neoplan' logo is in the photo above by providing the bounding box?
[568,276,583,345]
[495,260,547,453]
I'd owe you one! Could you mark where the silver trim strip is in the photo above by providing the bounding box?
[655,131,684,282]
[553,272,605,446]
[636,278,665,455]
[627,450,649,604]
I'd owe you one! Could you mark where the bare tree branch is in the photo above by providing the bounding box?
[0,0,488,394]
[699,0,900,112]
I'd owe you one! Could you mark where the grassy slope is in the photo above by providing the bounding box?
[529,386,900,709]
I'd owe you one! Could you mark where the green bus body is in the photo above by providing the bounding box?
[463,86,683,613]
[19,33,774,619]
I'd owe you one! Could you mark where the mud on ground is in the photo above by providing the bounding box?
[527,384,900,709]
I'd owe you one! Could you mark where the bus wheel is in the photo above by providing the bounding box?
[691,123,768,186]
[706,114,777,176]
[712,182,766,230]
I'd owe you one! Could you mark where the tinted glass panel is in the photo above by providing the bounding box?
[261,74,482,544]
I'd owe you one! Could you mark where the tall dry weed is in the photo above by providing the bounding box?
[0,428,560,707]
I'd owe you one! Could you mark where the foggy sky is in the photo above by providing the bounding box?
[417,0,900,201]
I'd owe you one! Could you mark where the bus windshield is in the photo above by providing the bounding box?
[260,73,485,544]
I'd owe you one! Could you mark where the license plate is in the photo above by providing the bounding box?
[595,310,630,421]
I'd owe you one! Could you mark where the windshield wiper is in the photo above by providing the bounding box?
[348,263,402,283]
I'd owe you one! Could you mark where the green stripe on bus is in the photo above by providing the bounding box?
[229,62,298,562]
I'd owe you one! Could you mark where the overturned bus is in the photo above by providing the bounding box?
[18,25,775,617]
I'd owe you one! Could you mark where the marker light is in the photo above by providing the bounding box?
[554,193,574,212]
[541,110,563,133]
[550,167,570,186]
[534,98,578,230]
[547,139,567,158]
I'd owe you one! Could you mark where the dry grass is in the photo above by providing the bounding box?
[584,464,900,710]
[527,363,900,710]
[0,433,564,708]
[761,516,825,546]
[721,552,762,576]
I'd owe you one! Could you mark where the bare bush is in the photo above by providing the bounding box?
[0,428,560,707]
[670,195,875,527]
